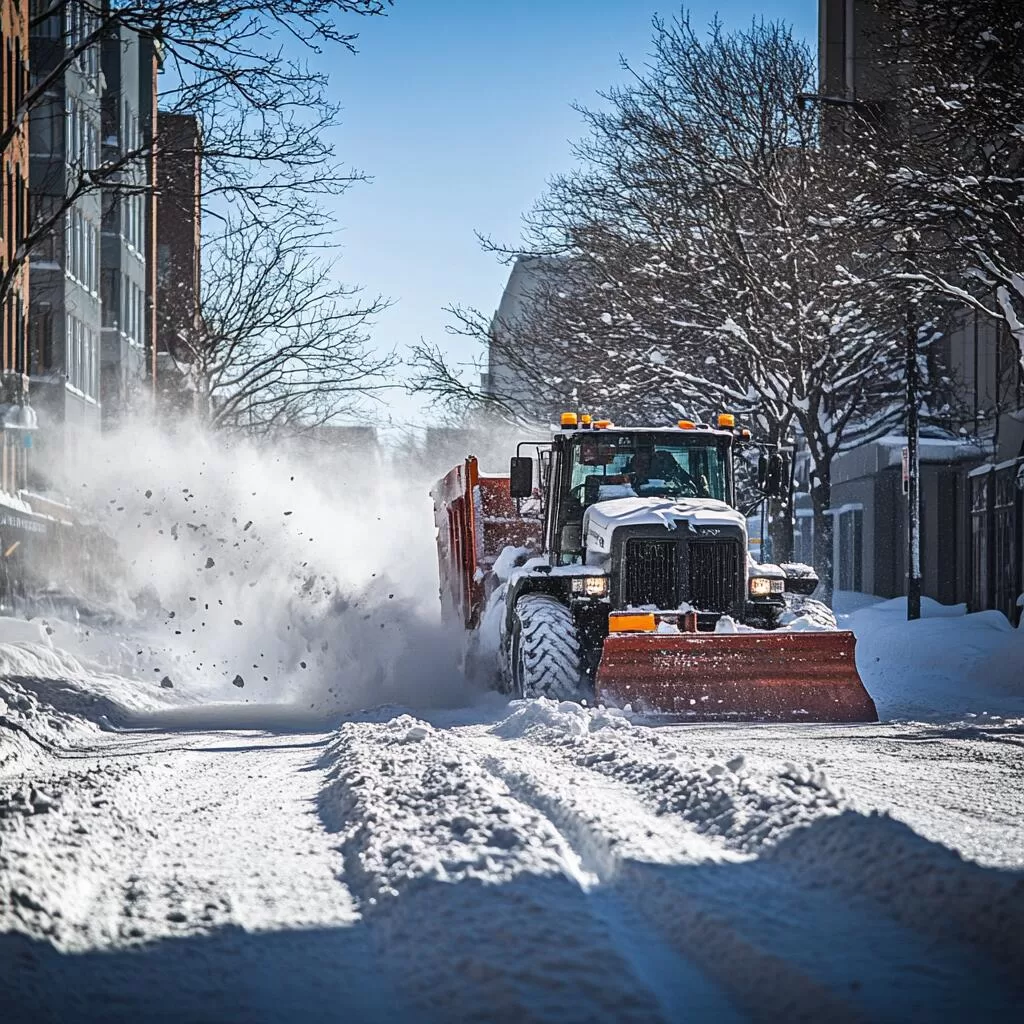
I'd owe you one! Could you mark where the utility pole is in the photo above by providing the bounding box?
[906,317,922,620]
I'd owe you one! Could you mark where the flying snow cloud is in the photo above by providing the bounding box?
[46,419,472,716]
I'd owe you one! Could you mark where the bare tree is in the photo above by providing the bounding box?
[1,0,394,306]
[858,1,1024,366]
[416,15,919,596]
[163,215,396,432]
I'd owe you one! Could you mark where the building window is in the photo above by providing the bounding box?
[30,1,62,39]
[157,243,170,287]
[993,467,1018,621]
[794,509,814,566]
[30,97,59,156]
[29,310,53,373]
[101,268,119,329]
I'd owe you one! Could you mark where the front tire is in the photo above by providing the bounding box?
[508,593,588,701]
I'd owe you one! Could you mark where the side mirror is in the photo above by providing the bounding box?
[509,456,533,498]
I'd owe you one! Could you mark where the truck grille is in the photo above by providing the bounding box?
[624,539,678,608]
[688,541,741,613]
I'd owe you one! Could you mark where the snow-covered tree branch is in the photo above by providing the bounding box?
[166,215,396,433]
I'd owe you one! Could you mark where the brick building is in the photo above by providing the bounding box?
[0,0,33,494]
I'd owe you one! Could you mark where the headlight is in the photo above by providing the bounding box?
[749,577,784,597]
[571,575,609,597]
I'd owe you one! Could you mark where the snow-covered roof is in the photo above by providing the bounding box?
[559,425,735,439]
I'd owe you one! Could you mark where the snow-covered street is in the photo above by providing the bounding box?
[0,443,1021,1022]
[2,658,1022,1022]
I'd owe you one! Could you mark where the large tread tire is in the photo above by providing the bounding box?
[509,594,587,701]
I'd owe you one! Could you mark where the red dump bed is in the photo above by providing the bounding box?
[431,457,541,629]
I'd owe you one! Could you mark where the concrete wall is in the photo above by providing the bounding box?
[487,256,563,422]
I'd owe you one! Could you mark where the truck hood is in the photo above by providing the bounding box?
[584,496,747,548]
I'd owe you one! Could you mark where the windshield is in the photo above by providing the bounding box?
[568,433,729,513]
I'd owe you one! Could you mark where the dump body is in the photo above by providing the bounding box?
[596,629,878,722]
[432,456,540,629]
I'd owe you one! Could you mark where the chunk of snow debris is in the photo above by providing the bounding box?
[492,545,531,582]
[402,723,431,743]
[726,755,746,774]
[600,312,613,326]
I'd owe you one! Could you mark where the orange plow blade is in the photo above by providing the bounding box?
[595,630,877,722]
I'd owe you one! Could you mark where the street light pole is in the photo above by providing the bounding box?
[906,316,922,620]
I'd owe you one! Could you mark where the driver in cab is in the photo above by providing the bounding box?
[623,447,708,498]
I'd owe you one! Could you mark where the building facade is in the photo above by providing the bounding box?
[154,112,201,410]
[28,0,103,482]
[1,0,32,494]
[99,19,160,427]
[816,0,1024,620]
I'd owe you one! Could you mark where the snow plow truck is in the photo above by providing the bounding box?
[432,413,877,722]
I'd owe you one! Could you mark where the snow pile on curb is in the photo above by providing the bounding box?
[765,809,1024,979]
[489,699,848,854]
[843,596,1024,720]
[0,618,180,764]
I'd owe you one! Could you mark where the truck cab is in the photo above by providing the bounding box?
[507,418,788,643]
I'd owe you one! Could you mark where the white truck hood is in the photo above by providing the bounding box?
[584,497,746,560]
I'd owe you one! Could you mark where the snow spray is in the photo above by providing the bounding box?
[34,418,475,717]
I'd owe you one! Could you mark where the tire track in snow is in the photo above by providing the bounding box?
[2,730,406,1024]
[319,715,690,1023]
[469,705,1022,1021]
[488,700,1024,987]
[474,744,869,1024]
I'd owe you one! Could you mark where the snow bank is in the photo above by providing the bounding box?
[765,809,1024,979]
[489,698,847,854]
[0,633,180,762]
[842,596,1024,721]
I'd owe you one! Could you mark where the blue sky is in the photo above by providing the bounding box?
[317,1,816,423]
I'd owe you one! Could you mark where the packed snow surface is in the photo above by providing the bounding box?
[2,540,1022,1021]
